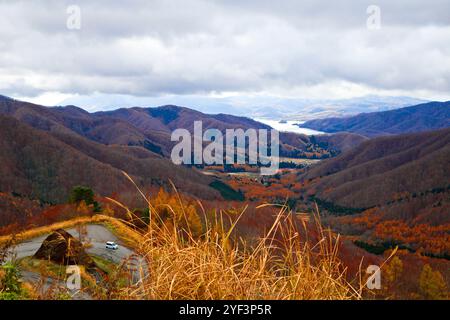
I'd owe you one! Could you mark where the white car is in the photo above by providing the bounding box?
[105,241,119,250]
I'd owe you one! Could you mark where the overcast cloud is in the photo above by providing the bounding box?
[1,0,449,107]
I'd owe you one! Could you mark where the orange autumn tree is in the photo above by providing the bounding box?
[151,188,203,238]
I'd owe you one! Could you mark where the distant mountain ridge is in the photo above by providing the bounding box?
[0,114,219,203]
[0,95,366,159]
[0,94,367,204]
[59,93,426,121]
[301,101,450,137]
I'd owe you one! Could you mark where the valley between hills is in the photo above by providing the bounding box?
[0,95,449,300]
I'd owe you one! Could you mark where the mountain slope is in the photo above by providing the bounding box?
[301,128,450,212]
[301,101,450,137]
[0,95,366,158]
[0,115,219,203]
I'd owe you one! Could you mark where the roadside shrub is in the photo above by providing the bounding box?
[0,262,23,300]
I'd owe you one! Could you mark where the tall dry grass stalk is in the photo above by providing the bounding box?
[109,172,361,300]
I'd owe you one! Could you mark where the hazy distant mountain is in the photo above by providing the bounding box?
[301,101,450,137]
[247,95,428,121]
[58,93,426,121]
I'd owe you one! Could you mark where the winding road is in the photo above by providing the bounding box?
[7,224,148,299]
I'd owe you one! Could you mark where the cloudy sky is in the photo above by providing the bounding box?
[1,0,449,110]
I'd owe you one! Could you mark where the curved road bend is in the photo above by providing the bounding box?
[7,224,149,299]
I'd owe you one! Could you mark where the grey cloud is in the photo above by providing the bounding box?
[0,0,449,100]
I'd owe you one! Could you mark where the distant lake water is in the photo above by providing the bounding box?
[255,118,325,135]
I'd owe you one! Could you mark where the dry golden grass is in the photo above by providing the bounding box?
[106,172,362,300]
[3,206,361,300]
[1,171,364,300]
[119,214,360,299]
